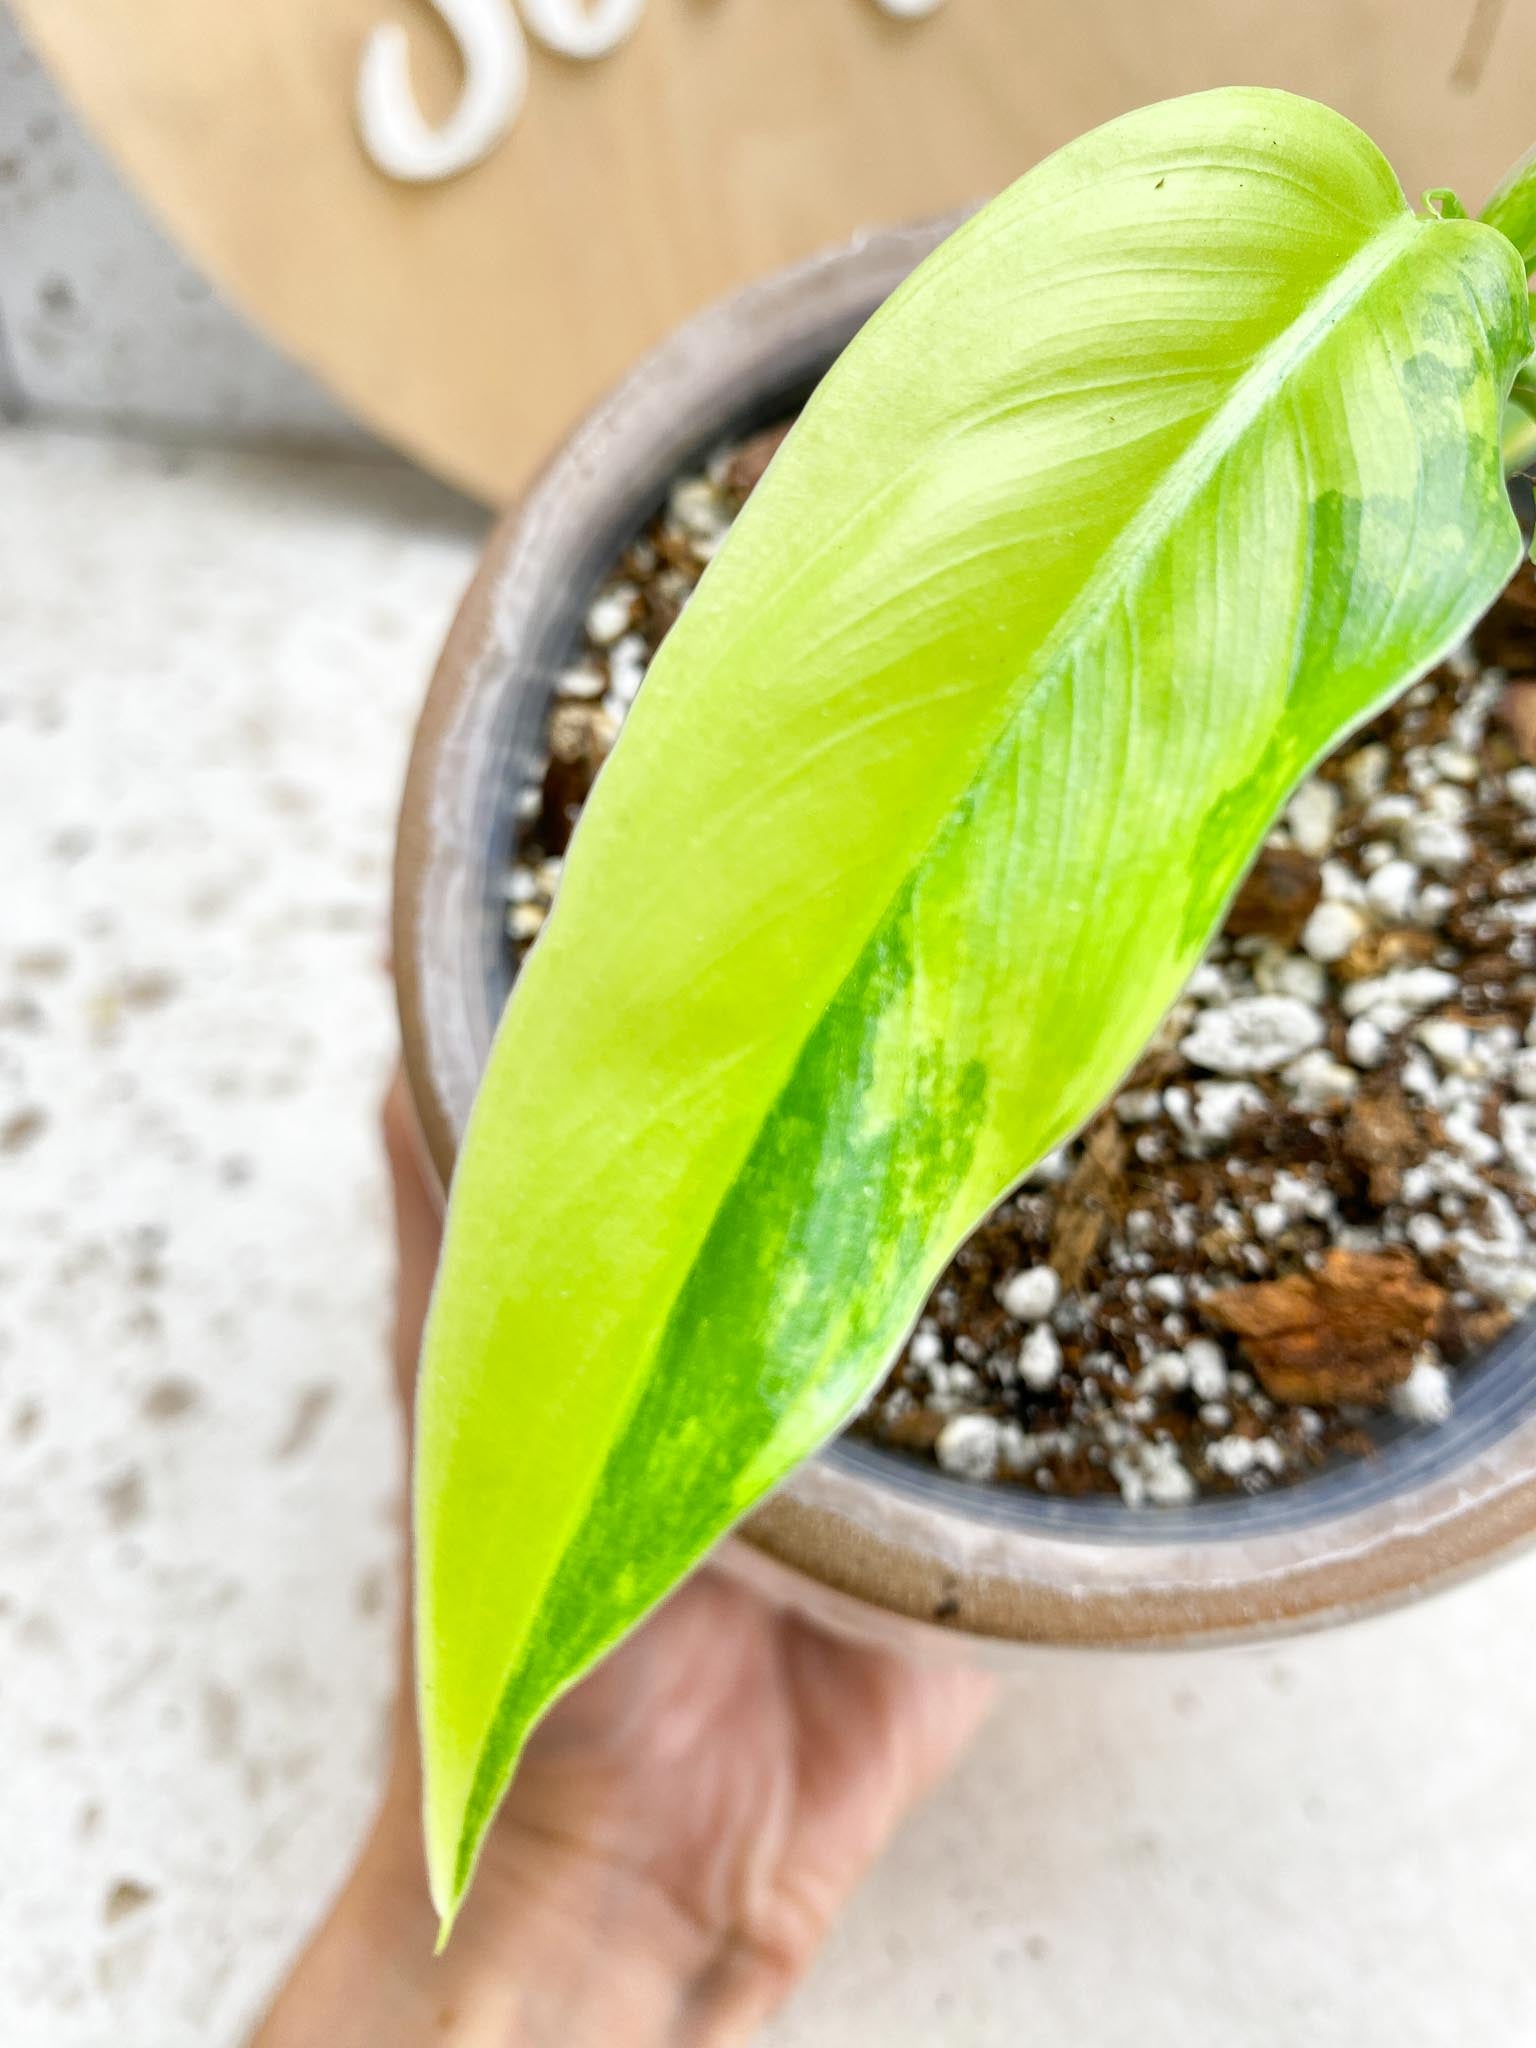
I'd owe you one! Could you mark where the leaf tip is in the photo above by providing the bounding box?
[421,1779,468,1951]
[428,1844,469,1953]
[423,1756,504,1953]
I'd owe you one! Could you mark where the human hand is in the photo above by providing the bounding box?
[250,1076,994,2048]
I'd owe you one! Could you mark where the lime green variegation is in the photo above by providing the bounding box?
[416,86,1532,1930]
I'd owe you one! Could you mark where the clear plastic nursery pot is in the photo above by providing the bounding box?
[394,224,1536,1660]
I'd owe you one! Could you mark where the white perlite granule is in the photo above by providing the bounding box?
[1254,945,1328,1006]
[1179,996,1324,1075]
[1115,1088,1163,1124]
[936,1413,1003,1481]
[1300,898,1365,964]
[1343,968,1461,1034]
[1392,1357,1454,1425]
[1402,813,1472,874]
[1185,1339,1228,1402]
[996,1266,1060,1322]
[1135,1350,1189,1395]
[1017,1322,1064,1392]
[1284,1049,1358,1111]
[1501,1103,1536,1188]
[1111,1437,1197,1508]
[1365,858,1420,922]
[1345,1017,1388,1068]
[907,1327,943,1369]
[1207,1434,1258,1478]
[1454,1194,1536,1310]
[584,583,635,645]
[1163,1080,1265,1150]
[1342,742,1390,799]
[1287,780,1339,858]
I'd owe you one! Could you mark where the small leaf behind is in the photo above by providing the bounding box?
[1481,144,1536,269]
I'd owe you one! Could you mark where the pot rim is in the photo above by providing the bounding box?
[394,222,1536,1653]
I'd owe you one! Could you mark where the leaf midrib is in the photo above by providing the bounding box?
[613,215,1431,1501]
[994,212,1419,736]
[694,213,1427,1313]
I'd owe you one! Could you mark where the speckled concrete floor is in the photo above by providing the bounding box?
[0,429,482,2043]
[4,426,1536,2047]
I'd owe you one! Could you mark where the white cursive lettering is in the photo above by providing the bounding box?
[520,0,645,60]
[358,0,948,184]
[357,0,526,183]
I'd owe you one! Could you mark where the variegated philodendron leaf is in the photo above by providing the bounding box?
[416,85,1532,1930]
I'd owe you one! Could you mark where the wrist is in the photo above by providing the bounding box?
[250,1784,773,2048]
[454,1828,722,2048]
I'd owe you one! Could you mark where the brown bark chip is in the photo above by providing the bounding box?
[1050,1118,1128,1290]
[1343,1088,1428,1206]
[1497,680,1536,763]
[1227,845,1322,946]
[724,424,793,503]
[1202,1250,1445,1403]
[1333,927,1438,983]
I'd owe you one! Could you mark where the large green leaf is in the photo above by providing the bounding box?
[416,85,1530,1928]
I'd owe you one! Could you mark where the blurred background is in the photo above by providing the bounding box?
[4,4,1536,2044]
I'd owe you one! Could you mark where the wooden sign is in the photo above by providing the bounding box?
[15,0,1536,502]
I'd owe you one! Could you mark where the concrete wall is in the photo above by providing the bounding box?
[0,7,370,448]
